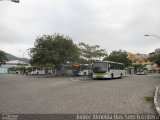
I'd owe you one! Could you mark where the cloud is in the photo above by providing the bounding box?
[0,0,160,58]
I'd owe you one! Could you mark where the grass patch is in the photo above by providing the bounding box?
[144,96,154,102]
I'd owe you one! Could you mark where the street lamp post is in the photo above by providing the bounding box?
[11,0,19,3]
[0,0,19,3]
[22,48,30,74]
[23,48,30,62]
[144,34,160,39]
[144,34,160,72]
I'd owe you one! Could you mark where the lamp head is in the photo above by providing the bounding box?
[11,0,19,3]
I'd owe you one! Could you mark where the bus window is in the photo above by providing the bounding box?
[92,62,107,73]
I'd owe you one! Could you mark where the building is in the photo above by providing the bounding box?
[127,52,150,65]
[0,67,8,74]
[128,52,160,72]
[0,60,30,74]
[1,60,30,68]
[149,52,155,57]
[155,48,160,54]
[149,48,160,57]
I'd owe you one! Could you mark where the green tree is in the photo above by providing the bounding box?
[103,49,131,66]
[149,54,160,66]
[0,50,7,65]
[29,34,80,66]
[78,42,107,64]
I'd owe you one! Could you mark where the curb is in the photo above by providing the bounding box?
[154,86,160,115]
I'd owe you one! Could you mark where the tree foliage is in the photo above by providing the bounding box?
[131,64,145,68]
[78,42,107,63]
[29,34,80,66]
[149,54,160,66]
[0,50,7,65]
[103,49,131,66]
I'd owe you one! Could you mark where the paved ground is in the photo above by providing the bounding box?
[0,74,160,114]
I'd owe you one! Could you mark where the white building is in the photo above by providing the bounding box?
[1,60,30,68]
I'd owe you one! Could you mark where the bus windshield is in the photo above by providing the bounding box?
[92,62,107,73]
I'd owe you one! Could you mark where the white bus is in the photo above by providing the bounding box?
[31,67,45,75]
[136,67,148,75]
[92,61,125,79]
[73,64,91,76]
[30,67,53,75]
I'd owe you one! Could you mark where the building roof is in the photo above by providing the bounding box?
[5,60,29,66]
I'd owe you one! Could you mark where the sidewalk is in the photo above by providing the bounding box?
[154,86,160,115]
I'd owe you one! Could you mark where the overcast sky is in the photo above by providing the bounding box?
[0,0,160,58]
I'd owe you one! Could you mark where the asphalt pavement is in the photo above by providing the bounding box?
[0,74,159,114]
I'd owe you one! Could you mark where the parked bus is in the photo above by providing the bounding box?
[73,64,91,76]
[30,67,53,75]
[92,61,125,79]
[136,67,148,75]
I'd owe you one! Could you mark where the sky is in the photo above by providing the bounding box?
[0,0,160,58]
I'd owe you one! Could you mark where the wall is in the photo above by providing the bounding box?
[0,67,8,74]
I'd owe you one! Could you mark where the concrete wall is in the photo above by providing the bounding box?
[0,67,8,74]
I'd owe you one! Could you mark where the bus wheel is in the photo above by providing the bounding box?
[111,74,114,79]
